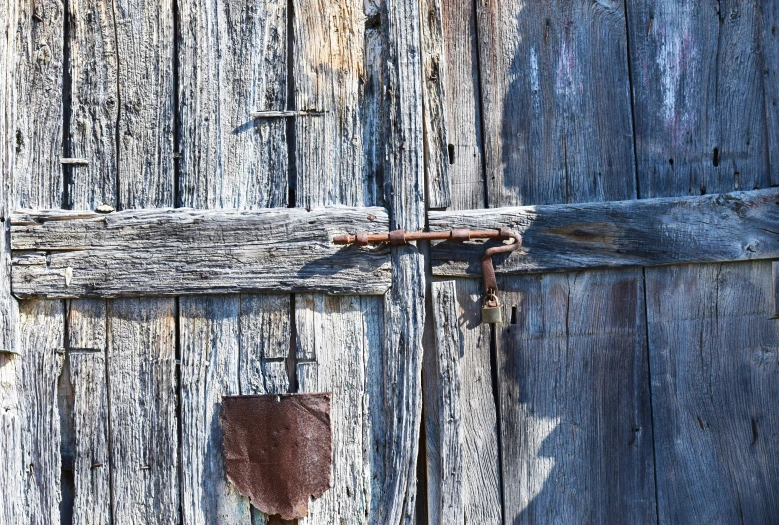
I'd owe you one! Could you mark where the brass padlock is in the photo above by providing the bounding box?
[481,294,502,324]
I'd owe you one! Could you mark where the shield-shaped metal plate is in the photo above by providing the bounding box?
[222,393,332,520]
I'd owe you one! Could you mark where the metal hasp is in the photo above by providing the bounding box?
[221,393,333,520]
[334,227,522,324]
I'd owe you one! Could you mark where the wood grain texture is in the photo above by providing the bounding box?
[67,300,111,525]
[497,269,656,523]
[476,0,636,207]
[627,0,770,198]
[11,206,392,298]
[430,188,779,276]
[646,261,779,523]
[178,0,287,210]
[292,0,382,209]
[430,281,463,524]
[773,261,779,318]
[18,300,66,525]
[107,298,178,525]
[440,0,485,210]
[295,294,383,524]
[0,354,25,523]
[4,3,66,522]
[66,0,118,210]
[113,0,175,208]
[377,0,427,519]
[8,0,64,210]
[760,0,779,185]
[180,295,250,525]
[419,0,451,208]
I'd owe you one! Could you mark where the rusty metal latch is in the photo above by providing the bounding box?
[334,228,522,324]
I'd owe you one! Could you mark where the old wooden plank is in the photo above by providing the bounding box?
[429,188,779,276]
[180,295,250,525]
[421,0,485,210]
[375,0,427,520]
[761,0,779,185]
[67,300,111,525]
[178,0,290,521]
[646,261,779,523]
[774,261,779,318]
[107,298,178,524]
[497,269,656,522]
[18,300,66,525]
[476,0,636,207]
[4,1,66,522]
[11,206,392,298]
[292,0,379,209]
[295,294,382,524]
[419,0,451,208]
[0,352,25,523]
[238,294,290,395]
[239,294,291,525]
[627,0,770,198]
[113,0,175,208]
[178,0,287,210]
[429,279,501,524]
[9,0,64,209]
[67,0,118,210]
[429,281,463,523]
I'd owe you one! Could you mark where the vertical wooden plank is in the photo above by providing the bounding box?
[429,281,463,523]
[67,0,118,209]
[4,1,66,522]
[9,0,65,209]
[420,0,485,210]
[107,298,178,524]
[760,0,779,184]
[498,270,656,523]
[425,278,502,525]
[377,0,426,520]
[419,0,451,208]
[292,0,376,208]
[67,300,111,525]
[178,0,287,210]
[239,294,290,525]
[646,261,779,523]
[67,0,176,520]
[476,0,636,207]
[627,0,770,198]
[773,261,779,318]
[0,353,25,523]
[18,300,66,525]
[295,294,381,524]
[178,0,289,522]
[180,296,250,525]
[113,0,175,208]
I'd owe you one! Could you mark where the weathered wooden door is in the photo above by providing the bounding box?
[2,0,779,524]
[421,0,779,523]
[1,0,424,523]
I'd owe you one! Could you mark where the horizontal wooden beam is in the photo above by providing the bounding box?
[11,207,391,298]
[430,188,779,277]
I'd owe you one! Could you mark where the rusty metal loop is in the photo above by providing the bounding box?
[481,228,522,296]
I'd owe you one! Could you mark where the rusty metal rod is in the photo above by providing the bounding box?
[333,228,509,246]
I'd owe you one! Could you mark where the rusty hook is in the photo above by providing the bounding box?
[481,227,522,296]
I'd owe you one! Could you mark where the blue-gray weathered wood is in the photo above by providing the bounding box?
[474,1,657,523]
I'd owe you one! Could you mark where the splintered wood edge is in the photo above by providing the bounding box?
[429,188,779,276]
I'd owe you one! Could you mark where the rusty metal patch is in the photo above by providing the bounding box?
[222,393,332,520]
